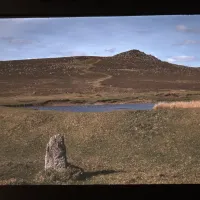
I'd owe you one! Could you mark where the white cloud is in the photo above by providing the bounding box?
[176,25,188,31]
[175,40,200,45]
[66,51,88,56]
[105,48,116,53]
[183,40,199,44]
[167,56,196,63]
[176,24,200,33]
[0,36,39,47]
[49,50,88,57]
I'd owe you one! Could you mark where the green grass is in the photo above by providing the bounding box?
[1,107,200,184]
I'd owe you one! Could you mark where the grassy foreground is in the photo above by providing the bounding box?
[1,107,200,184]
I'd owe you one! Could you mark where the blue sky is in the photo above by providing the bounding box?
[0,15,200,67]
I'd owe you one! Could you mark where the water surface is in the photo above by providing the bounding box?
[30,103,155,112]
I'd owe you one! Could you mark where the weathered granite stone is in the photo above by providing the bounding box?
[45,134,67,171]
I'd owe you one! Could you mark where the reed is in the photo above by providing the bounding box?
[153,100,200,109]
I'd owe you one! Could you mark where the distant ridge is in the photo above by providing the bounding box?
[114,49,147,57]
[0,49,196,70]
[0,55,103,63]
[0,50,197,69]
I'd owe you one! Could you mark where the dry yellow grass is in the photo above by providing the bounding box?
[153,100,200,109]
[2,107,200,184]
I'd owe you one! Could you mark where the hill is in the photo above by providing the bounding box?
[1,49,200,105]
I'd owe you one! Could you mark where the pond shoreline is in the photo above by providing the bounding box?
[29,103,155,112]
[1,99,154,108]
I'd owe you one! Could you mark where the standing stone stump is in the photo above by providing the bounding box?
[45,134,68,171]
[39,134,84,183]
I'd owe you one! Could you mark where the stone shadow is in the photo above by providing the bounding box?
[77,169,123,181]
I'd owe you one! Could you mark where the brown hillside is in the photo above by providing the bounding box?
[91,50,200,91]
[0,50,200,98]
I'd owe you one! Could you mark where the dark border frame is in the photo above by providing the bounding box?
[0,184,199,199]
[0,0,200,17]
[0,0,200,199]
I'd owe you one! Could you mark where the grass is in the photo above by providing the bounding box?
[153,100,200,109]
[1,107,200,184]
[1,90,200,107]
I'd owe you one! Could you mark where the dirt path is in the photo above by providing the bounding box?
[82,58,102,73]
[88,74,113,88]
[81,59,113,88]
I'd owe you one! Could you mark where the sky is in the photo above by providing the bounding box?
[0,15,200,67]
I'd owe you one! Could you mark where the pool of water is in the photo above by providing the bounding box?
[29,103,155,112]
